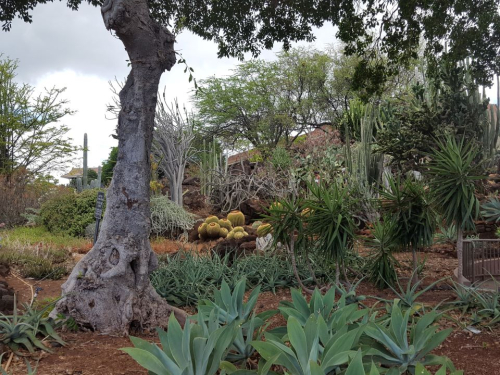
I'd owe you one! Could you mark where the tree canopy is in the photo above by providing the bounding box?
[3,0,498,92]
[0,57,76,180]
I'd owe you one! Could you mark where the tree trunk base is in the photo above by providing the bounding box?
[54,244,186,335]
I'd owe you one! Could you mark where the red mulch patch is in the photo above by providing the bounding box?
[3,243,498,374]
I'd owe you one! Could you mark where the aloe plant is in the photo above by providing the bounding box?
[0,296,65,354]
[364,300,454,374]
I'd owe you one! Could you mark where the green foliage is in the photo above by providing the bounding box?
[149,195,196,236]
[365,217,399,289]
[305,180,356,262]
[1,226,87,249]
[382,272,444,311]
[270,146,292,171]
[101,147,118,185]
[278,288,368,330]
[151,251,328,307]
[364,300,455,374]
[380,175,436,253]
[123,313,237,375]
[40,189,105,237]
[0,297,65,355]
[480,196,500,223]
[427,135,481,231]
[252,314,362,374]
[0,56,76,179]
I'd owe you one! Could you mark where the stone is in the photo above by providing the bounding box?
[239,241,256,251]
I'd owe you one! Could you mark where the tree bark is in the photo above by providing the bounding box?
[54,0,186,334]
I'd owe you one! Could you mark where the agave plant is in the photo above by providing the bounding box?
[195,278,260,325]
[364,300,455,374]
[278,288,368,332]
[122,312,238,375]
[480,196,500,223]
[251,315,363,375]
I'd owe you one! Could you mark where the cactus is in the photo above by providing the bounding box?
[198,223,208,240]
[233,231,245,240]
[219,227,229,238]
[257,223,272,237]
[226,230,235,240]
[252,221,262,229]
[206,222,221,238]
[83,133,88,188]
[205,215,219,224]
[233,226,244,233]
[227,210,245,226]
[218,218,232,231]
[301,208,312,218]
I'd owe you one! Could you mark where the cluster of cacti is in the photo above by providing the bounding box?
[226,226,249,240]
[198,210,251,241]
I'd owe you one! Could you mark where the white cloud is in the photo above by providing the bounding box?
[2,1,498,183]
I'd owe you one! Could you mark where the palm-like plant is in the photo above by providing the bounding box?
[365,216,400,289]
[379,174,436,283]
[304,180,357,285]
[427,135,481,283]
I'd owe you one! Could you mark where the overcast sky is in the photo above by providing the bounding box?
[1,2,498,182]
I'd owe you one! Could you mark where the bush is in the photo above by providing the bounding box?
[0,170,59,227]
[40,189,105,237]
[150,195,196,237]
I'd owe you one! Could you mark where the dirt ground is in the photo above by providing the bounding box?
[4,245,500,374]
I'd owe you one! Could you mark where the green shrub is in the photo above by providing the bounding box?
[150,195,196,237]
[40,189,105,237]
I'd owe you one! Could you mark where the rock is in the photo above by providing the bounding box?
[239,241,256,251]
[240,198,267,222]
[183,176,200,185]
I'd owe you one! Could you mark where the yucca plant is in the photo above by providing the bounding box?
[472,288,500,325]
[365,216,400,289]
[260,194,312,290]
[426,135,482,283]
[305,180,357,285]
[364,300,455,374]
[122,312,238,375]
[379,174,436,284]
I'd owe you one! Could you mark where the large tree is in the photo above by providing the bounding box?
[2,0,499,334]
[0,57,75,180]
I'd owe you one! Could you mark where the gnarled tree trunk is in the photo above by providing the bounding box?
[54,0,186,334]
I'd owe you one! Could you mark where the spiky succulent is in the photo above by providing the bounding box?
[206,222,221,238]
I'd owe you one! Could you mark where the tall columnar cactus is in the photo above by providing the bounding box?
[83,133,88,188]
[200,139,227,196]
